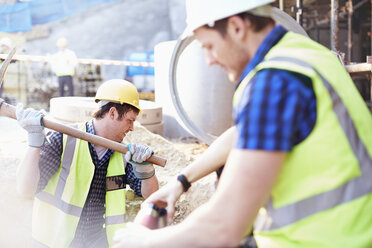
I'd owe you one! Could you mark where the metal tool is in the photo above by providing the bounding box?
[0,46,16,87]
[135,203,168,229]
[0,48,166,167]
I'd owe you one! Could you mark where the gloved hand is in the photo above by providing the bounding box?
[16,103,46,148]
[125,143,155,180]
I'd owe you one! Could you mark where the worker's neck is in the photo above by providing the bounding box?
[92,118,110,140]
[245,24,275,61]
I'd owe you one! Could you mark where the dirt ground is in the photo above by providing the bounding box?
[0,116,213,247]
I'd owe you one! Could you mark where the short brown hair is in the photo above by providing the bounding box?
[205,12,275,37]
[93,102,139,120]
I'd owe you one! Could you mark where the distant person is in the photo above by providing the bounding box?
[49,37,78,96]
[0,37,13,99]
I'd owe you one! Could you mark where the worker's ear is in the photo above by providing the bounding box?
[226,15,248,41]
[108,107,117,120]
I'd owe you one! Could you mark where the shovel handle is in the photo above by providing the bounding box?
[0,100,166,167]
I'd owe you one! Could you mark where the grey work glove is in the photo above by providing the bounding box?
[16,103,46,148]
[125,143,155,180]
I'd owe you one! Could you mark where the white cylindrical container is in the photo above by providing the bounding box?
[155,41,193,139]
[50,97,164,136]
[50,97,98,123]
[137,100,163,125]
[155,39,235,144]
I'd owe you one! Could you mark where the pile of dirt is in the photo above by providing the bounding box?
[124,122,215,223]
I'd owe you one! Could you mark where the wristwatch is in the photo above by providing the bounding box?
[177,174,191,192]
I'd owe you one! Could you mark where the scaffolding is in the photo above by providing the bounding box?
[278,0,372,108]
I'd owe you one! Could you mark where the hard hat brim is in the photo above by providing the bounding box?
[180,6,308,40]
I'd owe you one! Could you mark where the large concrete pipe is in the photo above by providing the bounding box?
[155,39,234,145]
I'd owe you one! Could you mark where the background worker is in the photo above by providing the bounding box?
[16,79,159,248]
[0,37,13,98]
[112,0,372,247]
[49,37,78,96]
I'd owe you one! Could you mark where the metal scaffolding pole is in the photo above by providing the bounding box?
[346,0,353,62]
[331,0,339,51]
[279,0,284,11]
[296,0,303,25]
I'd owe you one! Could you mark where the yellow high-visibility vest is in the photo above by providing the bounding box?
[233,31,372,247]
[32,124,126,247]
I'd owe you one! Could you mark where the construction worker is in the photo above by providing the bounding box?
[49,37,78,96]
[0,37,13,99]
[112,0,372,247]
[16,79,159,247]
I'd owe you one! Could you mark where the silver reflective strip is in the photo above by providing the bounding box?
[258,57,372,230]
[55,133,76,198]
[36,191,83,217]
[36,129,83,217]
[106,214,126,225]
[32,238,49,247]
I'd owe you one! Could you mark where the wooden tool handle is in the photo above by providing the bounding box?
[0,101,166,167]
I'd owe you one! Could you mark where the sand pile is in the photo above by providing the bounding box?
[124,122,216,223]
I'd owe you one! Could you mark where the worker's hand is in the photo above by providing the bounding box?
[113,222,153,248]
[125,143,155,180]
[142,178,184,224]
[16,103,46,148]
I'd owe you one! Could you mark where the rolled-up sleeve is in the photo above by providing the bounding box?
[125,163,142,197]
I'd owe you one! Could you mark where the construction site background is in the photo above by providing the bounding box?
[0,0,371,110]
[0,0,371,246]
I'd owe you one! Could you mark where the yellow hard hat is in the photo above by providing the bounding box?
[95,79,141,111]
[56,37,67,47]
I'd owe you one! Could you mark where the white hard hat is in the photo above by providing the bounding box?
[0,37,12,48]
[182,0,308,38]
[183,0,275,38]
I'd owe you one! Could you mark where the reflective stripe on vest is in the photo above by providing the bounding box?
[35,134,83,217]
[106,214,126,225]
[234,57,372,231]
[105,151,127,247]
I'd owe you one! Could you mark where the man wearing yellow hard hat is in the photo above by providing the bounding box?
[16,79,159,247]
[112,0,372,247]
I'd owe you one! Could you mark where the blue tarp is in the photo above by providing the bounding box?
[126,51,155,77]
[0,0,117,32]
[0,3,32,32]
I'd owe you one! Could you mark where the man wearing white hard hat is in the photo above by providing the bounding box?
[49,37,78,96]
[113,1,372,247]
[16,79,159,247]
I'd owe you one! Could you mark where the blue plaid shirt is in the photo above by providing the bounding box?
[38,121,142,247]
[234,25,316,151]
